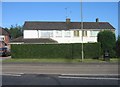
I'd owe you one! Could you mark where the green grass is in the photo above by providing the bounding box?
[2,58,119,63]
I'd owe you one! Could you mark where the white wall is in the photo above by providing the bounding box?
[0,35,4,41]
[24,30,99,43]
[24,30,38,39]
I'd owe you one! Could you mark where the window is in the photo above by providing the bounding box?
[41,31,53,38]
[64,31,71,37]
[90,31,99,37]
[56,31,62,37]
[82,31,87,37]
[74,30,79,37]
[0,37,4,41]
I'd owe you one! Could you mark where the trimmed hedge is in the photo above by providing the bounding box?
[11,43,101,59]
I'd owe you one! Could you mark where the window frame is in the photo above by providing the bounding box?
[74,30,79,37]
[82,30,87,37]
[56,30,62,37]
[41,31,53,38]
[90,30,99,37]
[64,30,71,37]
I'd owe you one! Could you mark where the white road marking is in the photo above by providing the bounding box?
[3,74,21,77]
[61,74,119,76]
[58,76,119,80]
[2,73,24,77]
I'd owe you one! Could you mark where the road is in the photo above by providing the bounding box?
[2,74,119,85]
[2,62,119,86]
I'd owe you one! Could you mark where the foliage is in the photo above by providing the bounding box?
[97,30,116,58]
[116,36,120,58]
[11,43,101,59]
[84,43,101,59]
[6,24,23,39]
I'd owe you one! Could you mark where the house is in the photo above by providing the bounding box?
[16,18,115,44]
[23,18,115,43]
[0,27,11,48]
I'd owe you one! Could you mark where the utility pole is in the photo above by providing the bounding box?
[81,0,84,61]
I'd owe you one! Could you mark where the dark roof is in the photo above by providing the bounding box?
[10,36,58,43]
[23,21,115,30]
[10,36,24,42]
[24,38,58,43]
[0,27,10,35]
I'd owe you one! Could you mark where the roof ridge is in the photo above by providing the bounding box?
[23,21,115,30]
[25,21,109,23]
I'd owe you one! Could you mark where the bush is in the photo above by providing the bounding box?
[97,30,116,58]
[116,36,120,58]
[11,43,101,59]
[84,43,101,59]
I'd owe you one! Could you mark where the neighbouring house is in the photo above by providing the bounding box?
[0,27,11,48]
[11,18,115,44]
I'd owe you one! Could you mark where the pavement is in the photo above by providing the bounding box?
[0,56,11,60]
[2,62,119,76]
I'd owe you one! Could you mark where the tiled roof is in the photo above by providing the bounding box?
[24,38,58,43]
[10,36,24,42]
[10,36,58,43]
[23,21,115,30]
[0,27,10,35]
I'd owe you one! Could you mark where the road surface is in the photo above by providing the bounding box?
[1,62,119,86]
[2,74,119,85]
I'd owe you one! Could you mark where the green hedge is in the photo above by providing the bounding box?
[11,43,101,59]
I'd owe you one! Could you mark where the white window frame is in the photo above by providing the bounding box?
[90,30,99,37]
[74,30,79,37]
[82,30,87,37]
[56,30,62,37]
[41,31,53,38]
[64,30,71,37]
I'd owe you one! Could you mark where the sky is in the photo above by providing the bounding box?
[1,2,119,36]
[118,1,120,36]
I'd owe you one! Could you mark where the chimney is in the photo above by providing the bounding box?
[66,18,71,29]
[96,18,99,22]
[66,18,71,23]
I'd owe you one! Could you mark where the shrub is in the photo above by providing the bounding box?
[11,43,101,59]
[116,36,120,58]
[97,30,116,58]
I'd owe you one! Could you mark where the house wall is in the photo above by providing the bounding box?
[24,29,100,43]
[0,35,10,44]
[24,30,39,38]
[0,35,4,41]
[4,36,10,44]
[0,35,10,49]
[0,41,4,48]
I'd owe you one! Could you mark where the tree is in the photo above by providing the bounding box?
[97,30,116,58]
[9,24,23,39]
[116,36,120,58]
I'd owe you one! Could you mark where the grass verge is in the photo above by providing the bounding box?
[2,58,119,63]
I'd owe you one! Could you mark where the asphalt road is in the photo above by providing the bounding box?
[2,74,119,85]
[2,62,118,75]
[1,62,119,86]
